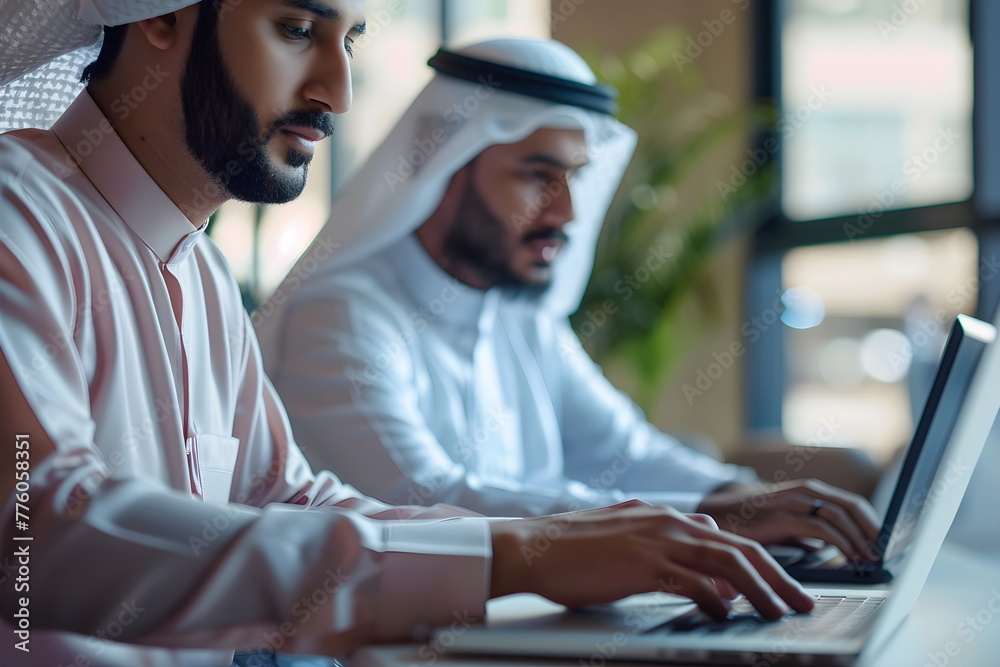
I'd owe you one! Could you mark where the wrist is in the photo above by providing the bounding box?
[489,519,533,599]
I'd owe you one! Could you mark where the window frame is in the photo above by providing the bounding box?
[745,0,1000,434]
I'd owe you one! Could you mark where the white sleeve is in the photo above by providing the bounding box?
[0,166,490,655]
[553,319,757,513]
[262,284,626,518]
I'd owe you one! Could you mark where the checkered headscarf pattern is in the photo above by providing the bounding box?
[0,0,198,131]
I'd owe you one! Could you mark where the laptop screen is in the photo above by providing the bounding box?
[877,314,996,566]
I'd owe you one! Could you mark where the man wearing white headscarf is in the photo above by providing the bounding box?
[257,39,880,557]
[0,2,818,665]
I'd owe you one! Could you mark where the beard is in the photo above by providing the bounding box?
[442,170,567,293]
[180,5,334,205]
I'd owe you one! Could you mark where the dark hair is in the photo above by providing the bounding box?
[79,2,218,85]
[80,24,130,85]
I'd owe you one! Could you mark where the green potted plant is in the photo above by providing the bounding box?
[571,27,776,411]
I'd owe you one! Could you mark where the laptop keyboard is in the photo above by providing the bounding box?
[651,595,885,641]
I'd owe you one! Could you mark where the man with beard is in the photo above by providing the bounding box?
[0,2,819,666]
[257,39,881,560]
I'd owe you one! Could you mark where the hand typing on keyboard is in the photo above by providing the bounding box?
[489,500,817,622]
[696,479,881,562]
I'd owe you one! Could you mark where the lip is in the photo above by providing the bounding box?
[281,126,328,153]
[283,126,327,142]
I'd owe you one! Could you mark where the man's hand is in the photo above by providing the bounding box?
[489,500,815,621]
[696,479,881,561]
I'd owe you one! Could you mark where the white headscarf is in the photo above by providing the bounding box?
[263,38,637,331]
[0,0,200,131]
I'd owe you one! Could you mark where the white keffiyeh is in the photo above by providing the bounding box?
[0,0,199,131]
[257,37,637,350]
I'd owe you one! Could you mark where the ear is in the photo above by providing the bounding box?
[135,13,181,51]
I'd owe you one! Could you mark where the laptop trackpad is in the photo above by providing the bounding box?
[571,593,697,633]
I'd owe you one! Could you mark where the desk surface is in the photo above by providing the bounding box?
[349,544,1000,667]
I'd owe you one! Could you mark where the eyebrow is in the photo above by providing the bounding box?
[280,0,367,32]
[521,154,590,171]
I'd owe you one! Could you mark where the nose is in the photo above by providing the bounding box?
[539,177,576,228]
[302,48,353,114]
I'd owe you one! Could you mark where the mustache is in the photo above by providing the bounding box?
[523,229,569,243]
[265,110,336,141]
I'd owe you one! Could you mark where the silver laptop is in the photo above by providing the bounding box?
[777,314,996,584]
[439,312,1000,666]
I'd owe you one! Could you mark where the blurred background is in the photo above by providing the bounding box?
[211,0,1000,496]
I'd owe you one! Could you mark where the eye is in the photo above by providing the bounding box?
[280,23,312,41]
[346,30,366,59]
[523,169,555,182]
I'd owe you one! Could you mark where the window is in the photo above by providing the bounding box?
[782,0,972,221]
[781,228,977,461]
[748,0,990,462]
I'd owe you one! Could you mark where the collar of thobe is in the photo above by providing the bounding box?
[389,234,500,335]
[50,90,203,265]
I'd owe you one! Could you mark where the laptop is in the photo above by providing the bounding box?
[439,312,1000,666]
[776,314,997,584]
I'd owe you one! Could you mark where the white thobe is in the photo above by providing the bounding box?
[261,234,754,518]
[0,92,490,667]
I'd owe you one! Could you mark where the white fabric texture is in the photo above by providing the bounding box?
[256,39,755,517]
[0,91,490,667]
[0,0,200,130]
[262,234,755,517]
